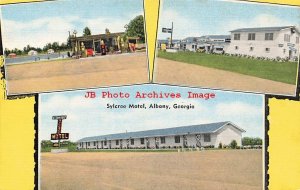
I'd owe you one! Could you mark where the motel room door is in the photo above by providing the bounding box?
[155,137,159,149]
[289,50,292,59]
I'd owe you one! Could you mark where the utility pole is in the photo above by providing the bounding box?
[170,22,173,48]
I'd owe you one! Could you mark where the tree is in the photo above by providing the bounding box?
[4,48,10,56]
[51,42,60,51]
[242,137,262,146]
[124,15,145,43]
[83,27,91,36]
[230,140,237,149]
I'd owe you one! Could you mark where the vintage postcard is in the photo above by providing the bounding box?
[0,0,147,95]
[39,84,265,190]
[155,0,300,96]
[0,0,300,190]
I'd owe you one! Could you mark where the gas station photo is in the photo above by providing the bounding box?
[1,0,147,95]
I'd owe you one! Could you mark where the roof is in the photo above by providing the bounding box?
[181,37,201,43]
[70,32,125,41]
[77,121,245,142]
[157,39,181,43]
[200,35,231,39]
[230,26,297,33]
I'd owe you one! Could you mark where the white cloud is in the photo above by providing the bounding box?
[158,9,200,39]
[2,12,142,50]
[221,13,296,32]
[215,101,262,117]
[2,16,79,49]
[40,90,264,141]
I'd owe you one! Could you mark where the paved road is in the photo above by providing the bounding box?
[154,58,296,96]
[6,53,148,95]
[5,53,68,65]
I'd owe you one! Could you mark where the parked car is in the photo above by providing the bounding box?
[86,48,95,57]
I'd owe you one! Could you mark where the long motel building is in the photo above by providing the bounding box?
[77,121,245,149]
[226,26,300,60]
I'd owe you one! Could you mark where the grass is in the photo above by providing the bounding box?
[42,146,179,153]
[158,51,298,85]
[42,145,251,153]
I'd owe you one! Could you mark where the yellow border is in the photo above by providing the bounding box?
[0,1,300,190]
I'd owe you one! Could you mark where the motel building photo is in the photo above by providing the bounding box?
[70,32,140,55]
[179,35,231,53]
[77,121,245,150]
[226,26,300,60]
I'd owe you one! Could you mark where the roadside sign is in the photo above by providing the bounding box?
[52,115,67,120]
[53,143,59,147]
[51,133,69,140]
[162,28,172,33]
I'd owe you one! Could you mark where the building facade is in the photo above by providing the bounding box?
[226,26,300,60]
[165,35,230,53]
[77,121,245,149]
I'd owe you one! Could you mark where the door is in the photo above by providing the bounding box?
[146,138,150,149]
[183,135,188,148]
[155,137,159,149]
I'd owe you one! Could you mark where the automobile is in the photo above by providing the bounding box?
[8,53,17,58]
[86,48,95,57]
[47,49,55,54]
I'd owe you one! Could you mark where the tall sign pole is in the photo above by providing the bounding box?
[170,22,173,48]
[51,115,69,148]
[162,22,174,48]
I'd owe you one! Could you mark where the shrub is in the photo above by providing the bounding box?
[230,140,238,149]
[218,142,223,149]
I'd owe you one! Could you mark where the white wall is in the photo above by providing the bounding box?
[78,123,244,149]
[215,124,243,146]
[227,28,300,59]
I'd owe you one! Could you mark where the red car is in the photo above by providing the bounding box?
[86,48,95,57]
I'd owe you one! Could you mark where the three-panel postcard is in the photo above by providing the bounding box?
[0,0,300,190]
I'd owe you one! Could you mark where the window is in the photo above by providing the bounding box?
[265,48,270,52]
[250,47,254,51]
[265,33,274,40]
[248,33,256,40]
[93,141,96,146]
[204,134,211,142]
[116,140,119,145]
[192,45,195,49]
[284,34,290,42]
[131,139,134,145]
[234,33,240,40]
[175,136,181,143]
[87,142,90,146]
[235,46,239,50]
[296,37,299,44]
[140,138,144,145]
[104,141,107,146]
[161,137,166,144]
[283,49,286,54]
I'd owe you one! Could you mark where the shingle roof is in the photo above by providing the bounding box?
[157,39,181,43]
[230,26,296,33]
[200,35,231,39]
[77,121,245,142]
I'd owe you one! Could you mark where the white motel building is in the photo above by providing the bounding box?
[226,26,300,60]
[77,121,245,149]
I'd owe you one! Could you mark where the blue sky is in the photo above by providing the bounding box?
[1,0,143,49]
[39,84,264,142]
[158,0,300,39]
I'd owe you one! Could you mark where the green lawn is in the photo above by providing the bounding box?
[158,51,298,85]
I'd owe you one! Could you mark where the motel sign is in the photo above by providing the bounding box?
[162,27,172,33]
[51,115,69,147]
